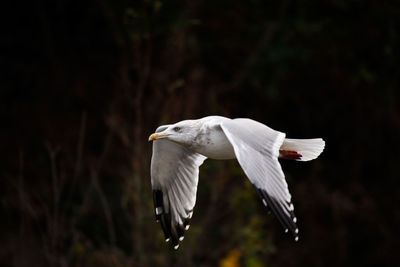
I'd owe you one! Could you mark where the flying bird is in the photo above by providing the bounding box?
[148,116,325,249]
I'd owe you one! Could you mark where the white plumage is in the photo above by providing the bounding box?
[149,116,325,249]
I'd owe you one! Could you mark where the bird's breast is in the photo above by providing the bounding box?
[190,126,236,160]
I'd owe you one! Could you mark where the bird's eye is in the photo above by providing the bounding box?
[173,127,181,132]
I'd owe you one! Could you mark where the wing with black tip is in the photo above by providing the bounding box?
[220,119,299,241]
[150,125,206,249]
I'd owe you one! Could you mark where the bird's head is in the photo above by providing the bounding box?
[148,120,199,146]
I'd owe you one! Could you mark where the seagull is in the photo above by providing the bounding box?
[148,116,325,249]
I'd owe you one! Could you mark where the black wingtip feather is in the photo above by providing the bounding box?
[183,218,190,230]
[160,212,172,241]
[256,188,299,241]
[170,226,179,247]
[176,224,184,239]
[153,190,164,221]
[153,190,193,249]
[256,189,272,213]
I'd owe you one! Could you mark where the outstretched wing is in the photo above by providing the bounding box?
[220,119,299,240]
[150,125,206,249]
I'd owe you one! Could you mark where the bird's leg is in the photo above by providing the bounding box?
[279,150,302,160]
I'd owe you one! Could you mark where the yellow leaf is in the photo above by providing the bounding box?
[219,249,242,267]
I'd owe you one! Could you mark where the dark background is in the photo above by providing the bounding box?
[2,0,400,266]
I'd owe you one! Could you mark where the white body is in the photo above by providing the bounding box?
[187,116,236,159]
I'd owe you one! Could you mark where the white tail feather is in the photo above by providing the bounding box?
[281,138,325,161]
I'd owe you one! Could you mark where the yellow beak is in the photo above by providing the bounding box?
[148,133,168,141]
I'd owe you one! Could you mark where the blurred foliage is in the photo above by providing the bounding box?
[1,0,400,266]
